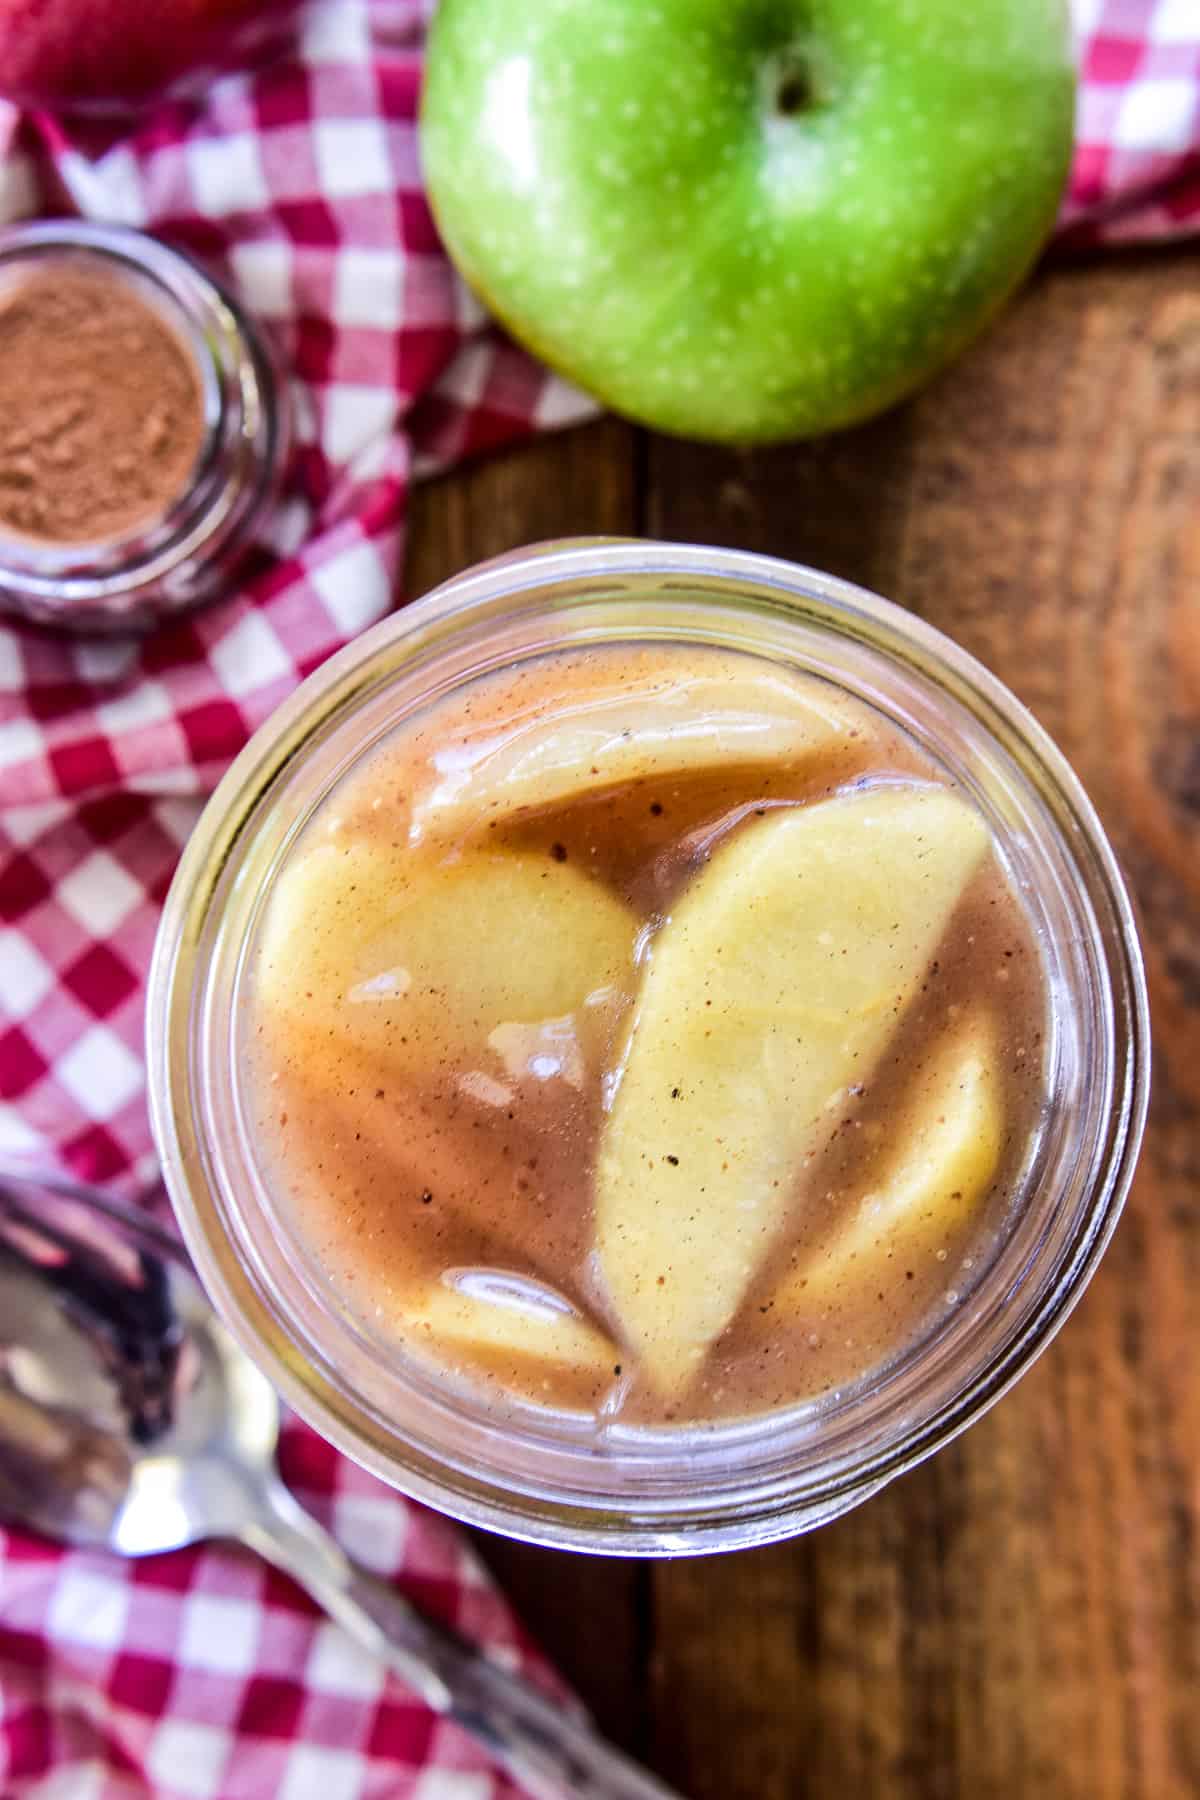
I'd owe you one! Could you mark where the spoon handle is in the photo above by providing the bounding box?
[240,1474,684,1800]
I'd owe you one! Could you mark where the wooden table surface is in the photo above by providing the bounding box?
[408,247,1199,1800]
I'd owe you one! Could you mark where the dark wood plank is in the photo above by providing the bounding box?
[405,415,654,1752]
[645,249,1200,1800]
[406,413,637,601]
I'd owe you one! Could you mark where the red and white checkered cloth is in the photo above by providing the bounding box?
[0,0,1196,1794]
[1065,0,1200,239]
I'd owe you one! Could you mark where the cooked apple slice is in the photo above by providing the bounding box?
[399,1271,619,1384]
[594,786,990,1397]
[765,1010,1004,1319]
[409,660,871,842]
[256,840,638,1075]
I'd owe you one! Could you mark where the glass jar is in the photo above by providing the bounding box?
[0,220,288,632]
[146,540,1149,1555]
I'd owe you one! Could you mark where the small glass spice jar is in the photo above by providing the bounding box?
[0,220,289,632]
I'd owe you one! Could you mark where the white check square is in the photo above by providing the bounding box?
[313,120,392,197]
[57,1027,144,1119]
[96,679,176,737]
[322,384,398,463]
[305,1619,384,1700]
[57,145,148,228]
[209,610,295,699]
[2,801,65,847]
[57,852,144,937]
[229,240,294,320]
[0,1105,46,1158]
[188,132,270,217]
[411,1772,492,1799]
[310,540,392,637]
[48,1567,129,1649]
[1114,76,1199,152]
[333,249,404,329]
[534,377,597,429]
[73,639,138,686]
[146,1720,229,1800]
[1148,0,1200,46]
[0,717,45,775]
[436,341,491,412]
[302,1,371,64]
[278,1742,367,1800]
[178,1591,262,1676]
[1068,0,1103,42]
[331,1493,408,1575]
[0,930,56,1018]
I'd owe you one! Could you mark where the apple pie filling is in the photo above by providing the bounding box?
[246,644,1047,1426]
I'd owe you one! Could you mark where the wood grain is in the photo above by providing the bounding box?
[407,249,1199,1798]
[405,414,638,601]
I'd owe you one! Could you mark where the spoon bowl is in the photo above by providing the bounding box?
[0,1215,276,1554]
[0,1168,682,1800]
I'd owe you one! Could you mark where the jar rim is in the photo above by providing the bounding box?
[147,539,1150,1554]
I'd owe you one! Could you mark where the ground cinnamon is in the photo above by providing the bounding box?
[0,264,205,545]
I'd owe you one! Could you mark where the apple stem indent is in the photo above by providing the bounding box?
[775,63,814,116]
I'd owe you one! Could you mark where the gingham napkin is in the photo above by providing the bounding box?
[1065,0,1200,239]
[0,0,1197,1795]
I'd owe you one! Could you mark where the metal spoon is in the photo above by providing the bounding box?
[0,1170,682,1800]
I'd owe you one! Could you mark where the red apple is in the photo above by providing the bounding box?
[0,0,291,109]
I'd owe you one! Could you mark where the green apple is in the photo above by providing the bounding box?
[420,0,1075,444]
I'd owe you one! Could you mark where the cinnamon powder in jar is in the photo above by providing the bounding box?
[0,264,206,546]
